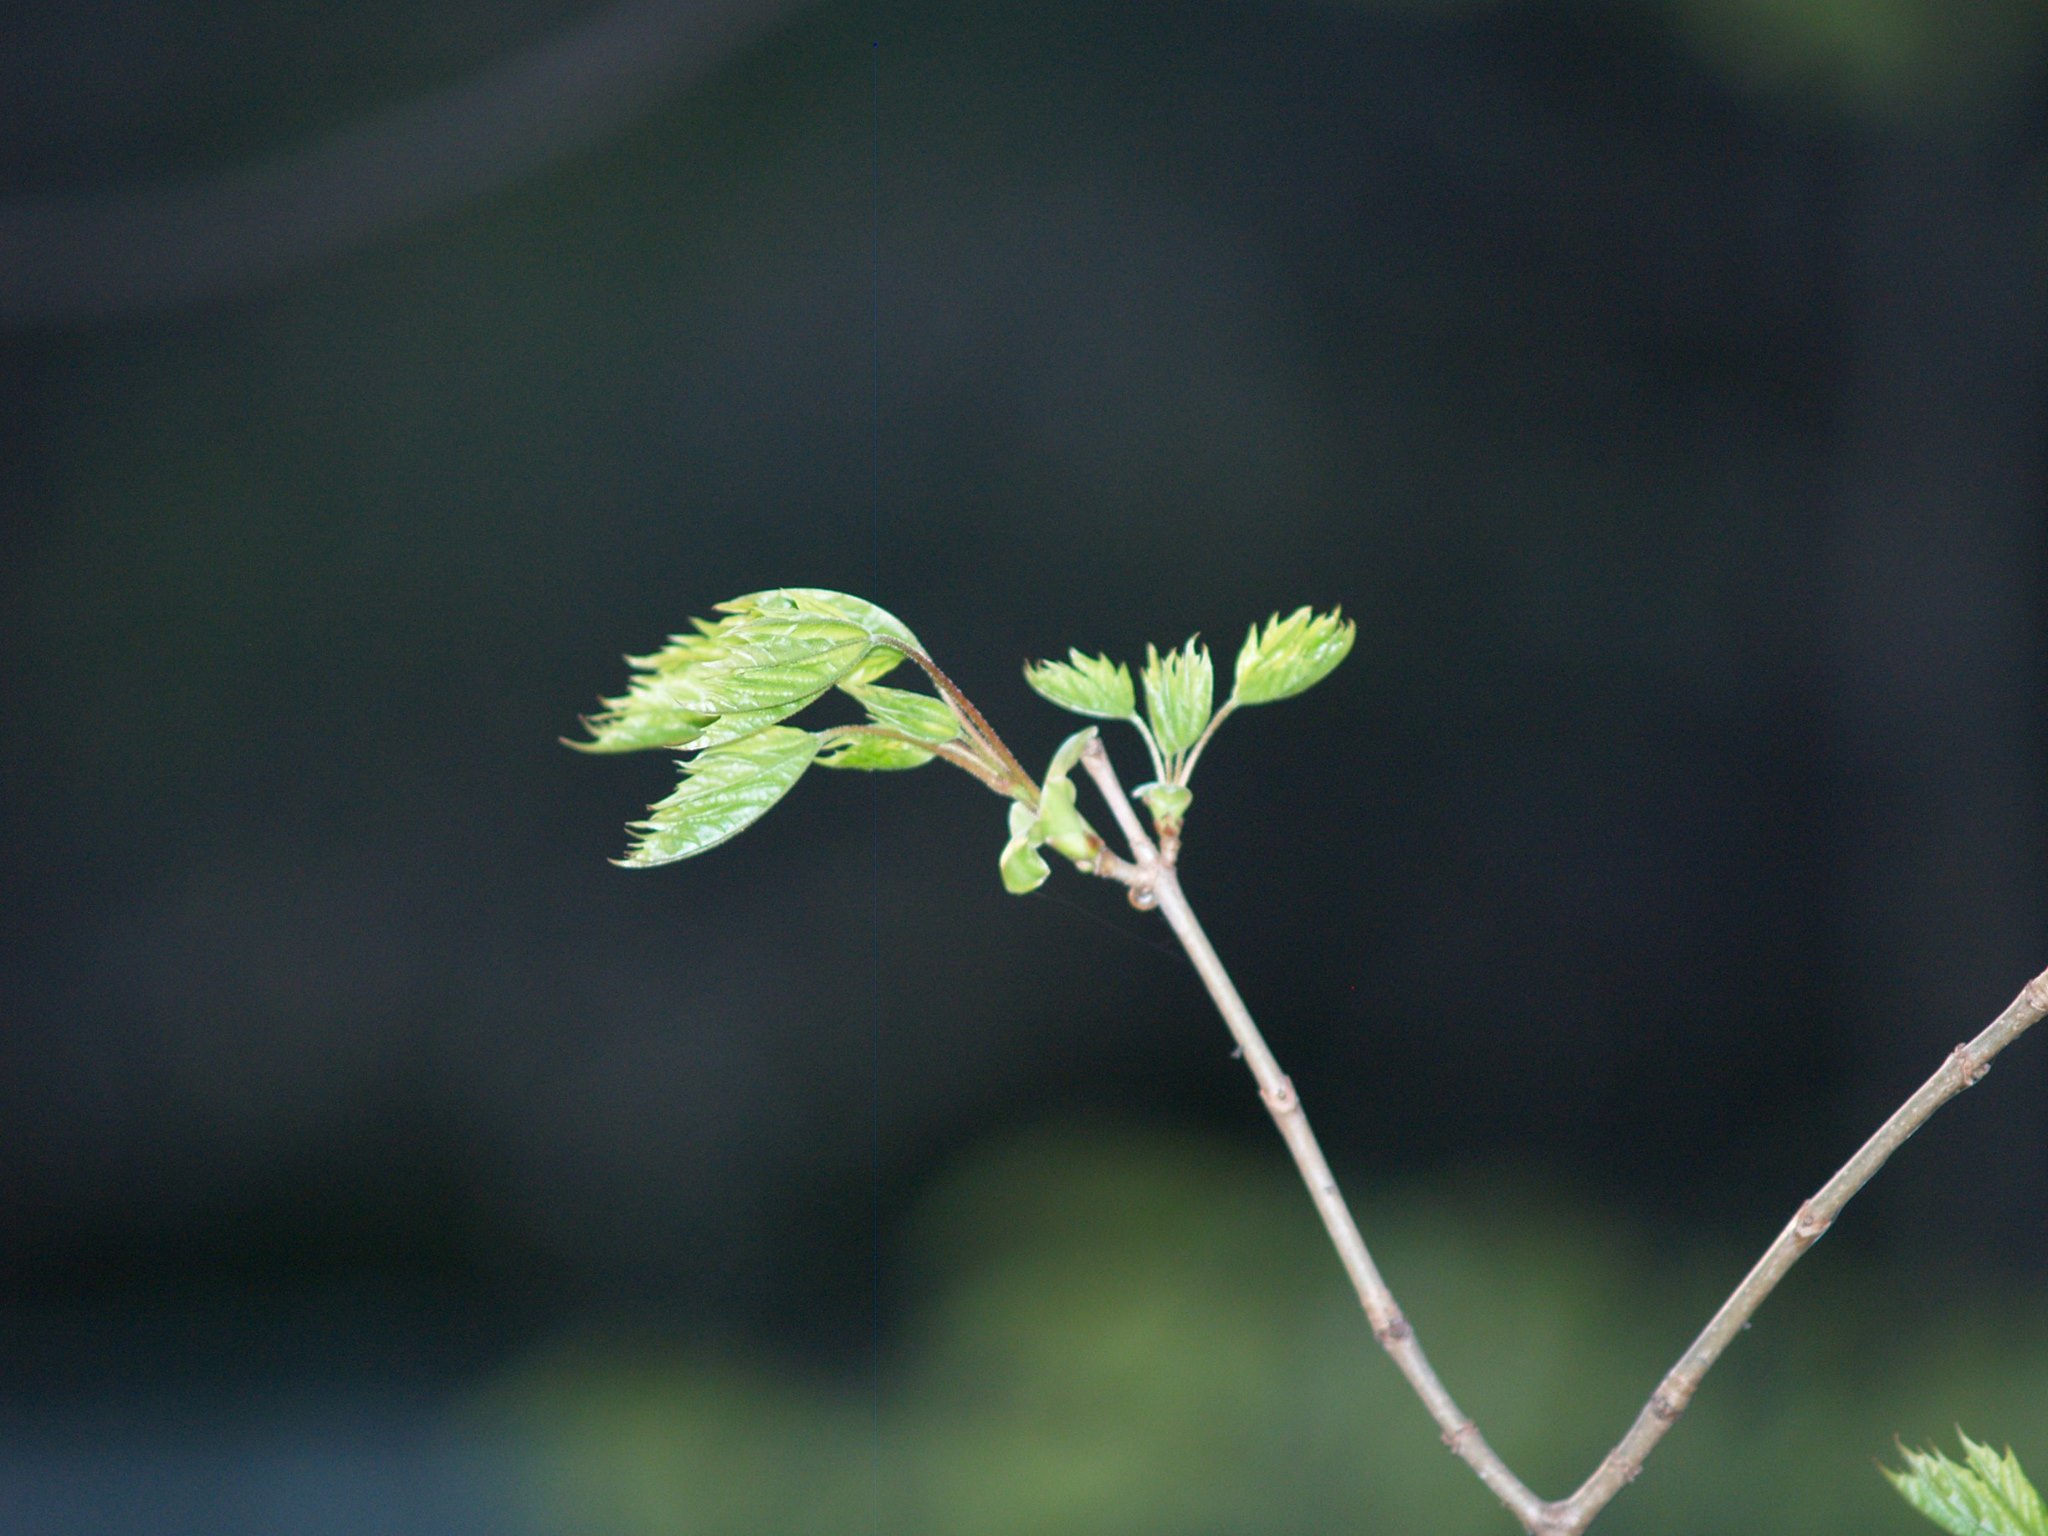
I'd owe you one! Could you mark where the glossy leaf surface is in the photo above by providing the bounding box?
[816,732,936,771]
[574,597,902,756]
[1232,606,1355,706]
[617,727,821,867]
[1141,639,1213,760]
[724,588,923,685]
[569,698,718,754]
[849,684,959,743]
[1024,649,1136,720]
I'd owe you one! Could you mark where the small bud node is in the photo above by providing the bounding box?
[1792,1198,1833,1242]
[2023,972,2048,1014]
[1948,1044,1991,1086]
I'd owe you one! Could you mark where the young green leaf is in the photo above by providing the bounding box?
[676,619,874,714]
[1232,606,1355,706]
[992,729,1104,893]
[1044,725,1097,784]
[1136,781,1193,829]
[569,696,719,754]
[847,684,959,743]
[816,732,936,771]
[683,694,837,750]
[572,611,875,755]
[723,588,924,686]
[1886,1433,2048,1536]
[616,727,822,867]
[569,621,745,753]
[571,671,837,756]
[1037,727,1103,860]
[1024,650,1137,720]
[999,800,1053,893]
[1032,777,1097,863]
[621,620,740,677]
[1141,638,1213,761]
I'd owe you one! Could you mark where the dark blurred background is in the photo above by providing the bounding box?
[5,1,2048,1531]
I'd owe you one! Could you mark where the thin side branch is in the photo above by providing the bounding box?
[1081,738,1162,865]
[1175,696,1238,783]
[874,638,1038,800]
[1125,712,1169,784]
[1077,737,1550,1531]
[1548,962,2048,1534]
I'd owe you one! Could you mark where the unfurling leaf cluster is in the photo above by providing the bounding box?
[571,589,984,866]
[1887,1433,2048,1536]
[576,590,1349,890]
[1023,605,1353,840]
[570,588,917,758]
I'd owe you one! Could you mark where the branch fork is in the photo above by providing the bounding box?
[1072,732,2048,1536]
[576,591,2046,1535]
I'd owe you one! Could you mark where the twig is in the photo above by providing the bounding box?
[1078,737,1550,1530]
[1175,696,1237,782]
[873,638,1038,800]
[1078,731,2048,1536]
[1547,962,2048,1534]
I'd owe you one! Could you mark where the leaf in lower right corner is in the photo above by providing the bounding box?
[1885,1433,2048,1536]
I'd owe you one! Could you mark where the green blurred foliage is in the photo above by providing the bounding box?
[1653,0,2048,119]
[1332,0,2048,120]
[490,1122,2048,1535]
